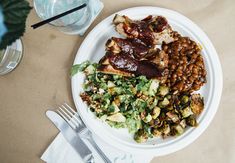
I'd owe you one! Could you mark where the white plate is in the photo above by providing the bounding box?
[71,7,223,156]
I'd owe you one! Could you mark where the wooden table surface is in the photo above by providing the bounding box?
[0,0,234,162]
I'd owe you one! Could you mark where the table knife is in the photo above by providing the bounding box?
[46,110,94,163]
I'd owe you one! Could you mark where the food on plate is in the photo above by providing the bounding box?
[113,14,175,45]
[105,14,207,94]
[101,36,170,82]
[105,37,169,69]
[106,37,153,59]
[71,14,207,143]
[98,51,167,79]
[72,62,204,143]
[162,37,206,93]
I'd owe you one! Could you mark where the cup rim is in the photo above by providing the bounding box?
[33,0,90,28]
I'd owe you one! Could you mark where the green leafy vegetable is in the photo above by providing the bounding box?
[0,0,32,49]
[71,61,90,76]
[75,61,203,143]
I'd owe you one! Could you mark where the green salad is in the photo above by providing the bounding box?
[71,61,204,143]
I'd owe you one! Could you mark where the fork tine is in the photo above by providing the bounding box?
[64,103,77,114]
[61,104,74,117]
[64,103,82,124]
[61,105,80,127]
[57,107,69,121]
[62,105,80,126]
[57,107,76,129]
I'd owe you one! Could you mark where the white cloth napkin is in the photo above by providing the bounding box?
[41,132,153,163]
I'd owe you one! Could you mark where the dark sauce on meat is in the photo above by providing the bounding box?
[123,21,154,45]
[108,52,164,78]
[136,60,164,78]
[141,15,153,22]
[109,54,138,72]
[133,22,154,45]
[112,37,150,59]
[150,16,168,32]
[123,15,169,45]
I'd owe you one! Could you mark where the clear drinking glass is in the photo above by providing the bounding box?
[0,39,23,75]
[34,0,93,34]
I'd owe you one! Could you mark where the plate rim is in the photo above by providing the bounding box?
[71,6,223,156]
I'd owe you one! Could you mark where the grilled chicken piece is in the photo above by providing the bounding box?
[98,52,132,77]
[98,64,132,77]
[98,52,167,79]
[106,37,156,59]
[113,14,174,45]
[106,37,169,69]
[98,15,172,81]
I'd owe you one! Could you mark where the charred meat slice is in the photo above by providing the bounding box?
[113,14,174,45]
[106,37,154,59]
[136,60,165,78]
[98,64,132,77]
[98,52,166,79]
[106,37,169,69]
[98,52,135,76]
[109,53,138,72]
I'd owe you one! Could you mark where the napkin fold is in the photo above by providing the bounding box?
[41,133,153,163]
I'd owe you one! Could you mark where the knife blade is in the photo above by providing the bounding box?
[46,110,94,163]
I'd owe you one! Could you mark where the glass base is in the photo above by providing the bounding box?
[0,39,23,75]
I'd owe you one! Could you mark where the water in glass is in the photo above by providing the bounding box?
[34,0,92,34]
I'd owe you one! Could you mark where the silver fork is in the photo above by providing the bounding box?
[57,103,112,163]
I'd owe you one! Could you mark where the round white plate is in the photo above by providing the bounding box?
[71,7,223,156]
